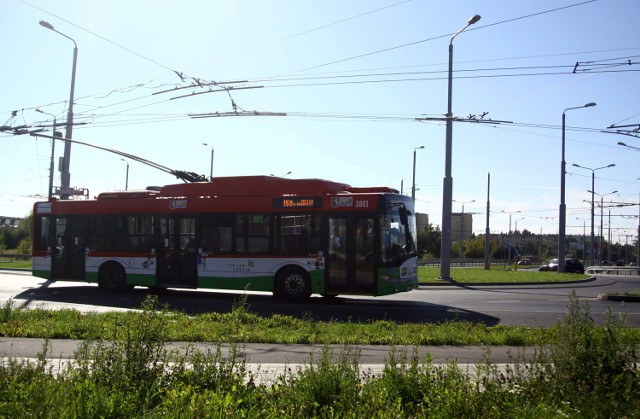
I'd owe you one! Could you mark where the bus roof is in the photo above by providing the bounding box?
[96,176,399,200]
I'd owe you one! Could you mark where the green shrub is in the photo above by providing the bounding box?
[518,293,640,417]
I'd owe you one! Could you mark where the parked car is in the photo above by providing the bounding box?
[616,259,625,266]
[517,258,531,265]
[539,258,585,274]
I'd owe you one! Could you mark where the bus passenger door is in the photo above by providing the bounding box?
[52,216,86,280]
[326,216,376,293]
[156,217,197,288]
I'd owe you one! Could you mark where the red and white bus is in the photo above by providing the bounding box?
[32,176,418,300]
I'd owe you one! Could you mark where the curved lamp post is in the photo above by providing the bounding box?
[618,141,640,151]
[440,14,481,280]
[558,102,596,272]
[39,20,78,200]
[572,163,615,266]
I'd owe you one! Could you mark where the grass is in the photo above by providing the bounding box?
[0,259,31,269]
[418,266,590,284]
[619,290,640,297]
[0,294,638,417]
[2,295,639,346]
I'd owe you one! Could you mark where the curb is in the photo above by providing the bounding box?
[419,276,597,287]
[597,294,640,303]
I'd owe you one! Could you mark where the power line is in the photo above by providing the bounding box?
[288,0,599,74]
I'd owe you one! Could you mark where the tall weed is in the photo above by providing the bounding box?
[520,292,639,417]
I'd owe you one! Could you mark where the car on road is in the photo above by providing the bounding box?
[517,258,532,265]
[539,258,585,274]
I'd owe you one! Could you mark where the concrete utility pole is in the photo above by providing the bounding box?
[440,14,481,280]
[558,102,596,272]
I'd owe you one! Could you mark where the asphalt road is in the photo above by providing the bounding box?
[2,269,638,327]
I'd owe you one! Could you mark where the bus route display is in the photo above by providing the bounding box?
[272,197,322,209]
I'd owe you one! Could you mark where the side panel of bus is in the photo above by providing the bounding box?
[197,256,325,293]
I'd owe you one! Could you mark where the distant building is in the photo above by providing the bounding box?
[0,217,22,228]
[451,212,473,242]
[416,213,429,233]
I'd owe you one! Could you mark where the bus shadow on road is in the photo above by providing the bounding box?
[14,284,500,326]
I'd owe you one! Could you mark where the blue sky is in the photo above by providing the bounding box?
[1,0,639,242]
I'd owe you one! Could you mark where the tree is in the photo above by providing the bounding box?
[0,212,31,251]
[417,223,441,258]
[464,236,487,258]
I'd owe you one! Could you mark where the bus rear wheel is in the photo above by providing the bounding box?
[98,262,131,292]
[275,267,311,301]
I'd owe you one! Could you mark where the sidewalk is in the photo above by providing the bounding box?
[1,337,535,365]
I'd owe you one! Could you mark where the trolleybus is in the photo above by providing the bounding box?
[32,176,418,300]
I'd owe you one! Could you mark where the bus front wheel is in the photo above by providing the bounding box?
[275,267,311,301]
[98,262,131,292]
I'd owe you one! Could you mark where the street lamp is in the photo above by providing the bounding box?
[572,163,615,266]
[453,199,475,266]
[618,141,640,151]
[558,102,596,272]
[412,146,425,204]
[35,109,61,200]
[501,209,521,263]
[120,159,129,191]
[576,217,588,264]
[202,143,214,180]
[440,14,481,281]
[589,189,617,265]
[39,20,78,200]
[271,171,292,177]
[514,217,525,234]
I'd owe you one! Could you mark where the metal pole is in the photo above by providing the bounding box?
[590,172,595,266]
[39,21,78,200]
[36,109,57,200]
[60,44,78,199]
[508,214,512,263]
[559,111,567,272]
[600,196,604,264]
[558,103,596,271]
[460,203,465,267]
[203,143,214,181]
[608,209,612,264]
[439,14,481,281]
[49,119,57,199]
[440,41,455,280]
[412,146,424,204]
[210,147,214,180]
[484,173,490,270]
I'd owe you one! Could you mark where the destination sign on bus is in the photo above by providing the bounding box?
[273,197,322,209]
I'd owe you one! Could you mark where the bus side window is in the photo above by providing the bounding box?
[200,215,233,253]
[35,216,51,251]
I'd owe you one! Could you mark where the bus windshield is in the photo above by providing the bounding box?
[382,204,417,266]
